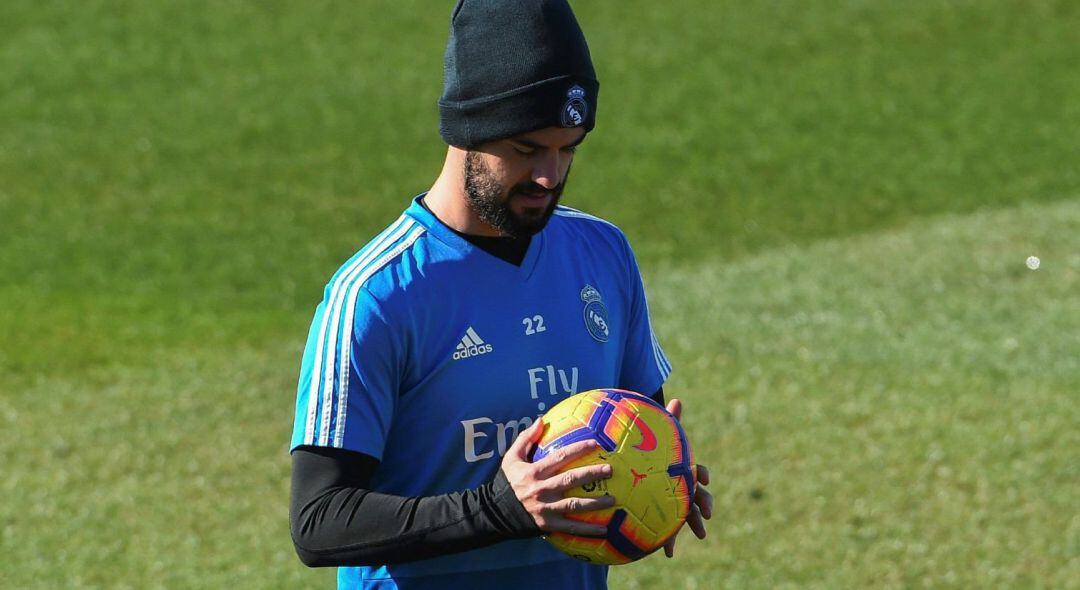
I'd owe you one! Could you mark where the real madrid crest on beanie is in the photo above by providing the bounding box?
[438,0,600,148]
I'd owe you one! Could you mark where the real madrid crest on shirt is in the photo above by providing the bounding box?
[580,284,610,343]
[561,85,588,128]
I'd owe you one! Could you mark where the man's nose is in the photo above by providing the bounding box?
[531,152,564,190]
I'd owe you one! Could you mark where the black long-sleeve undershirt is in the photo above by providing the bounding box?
[289,388,665,568]
[290,446,540,567]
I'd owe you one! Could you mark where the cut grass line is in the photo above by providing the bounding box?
[622,198,1079,588]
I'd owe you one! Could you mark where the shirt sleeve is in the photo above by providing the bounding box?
[290,446,540,567]
[617,236,673,394]
[291,286,400,459]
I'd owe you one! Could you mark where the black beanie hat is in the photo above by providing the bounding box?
[438,0,599,148]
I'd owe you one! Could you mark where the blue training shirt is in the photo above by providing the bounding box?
[291,195,672,589]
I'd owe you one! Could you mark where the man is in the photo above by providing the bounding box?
[289,1,712,588]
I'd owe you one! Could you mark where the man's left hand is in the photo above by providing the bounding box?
[662,398,713,558]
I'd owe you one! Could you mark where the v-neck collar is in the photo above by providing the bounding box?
[405,194,545,281]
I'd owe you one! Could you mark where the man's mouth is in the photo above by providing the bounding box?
[513,190,553,202]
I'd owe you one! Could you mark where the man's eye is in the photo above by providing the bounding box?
[561,146,578,155]
[512,145,536,156]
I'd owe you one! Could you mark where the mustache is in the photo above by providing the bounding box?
[511,181,564,197]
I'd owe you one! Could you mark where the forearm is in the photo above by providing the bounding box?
[290,446,539,567]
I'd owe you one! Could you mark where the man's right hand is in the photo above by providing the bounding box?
[500,419,616,537]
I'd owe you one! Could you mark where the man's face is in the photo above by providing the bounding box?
[464,126,586,238]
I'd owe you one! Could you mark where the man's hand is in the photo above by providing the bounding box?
[663,398,714,558]
[501,419,616,537]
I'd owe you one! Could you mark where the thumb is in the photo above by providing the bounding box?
[509,417,545,459]
[666,398,683,421]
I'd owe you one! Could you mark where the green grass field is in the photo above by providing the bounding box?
[2,1,1078,588]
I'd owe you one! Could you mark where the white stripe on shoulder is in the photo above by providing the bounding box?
[642,285,672,381]
[553,206,620,230]
[304,215,413,446]
[318,220,425,447]
[652,330,672,380]
[332,224,425,448]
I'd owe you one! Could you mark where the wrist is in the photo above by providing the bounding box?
[492,469,543,537]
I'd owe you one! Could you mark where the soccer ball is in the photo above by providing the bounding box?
[528,388,696,565]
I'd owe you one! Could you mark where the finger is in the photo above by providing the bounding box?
[696,464,710,486]
[541,515,609,538]
[696,485,714,520]
[507,418,545,460]
[666,398,683,421]
[664,521,686,558]
[533,439,601,478]
[687,504,707,539]
[546,494,616,514]
[544,462,613,493]
[663,531,678,558]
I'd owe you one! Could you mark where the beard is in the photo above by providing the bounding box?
[463,151,568,238]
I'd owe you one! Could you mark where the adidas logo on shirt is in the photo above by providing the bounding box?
[453,327,493,361]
